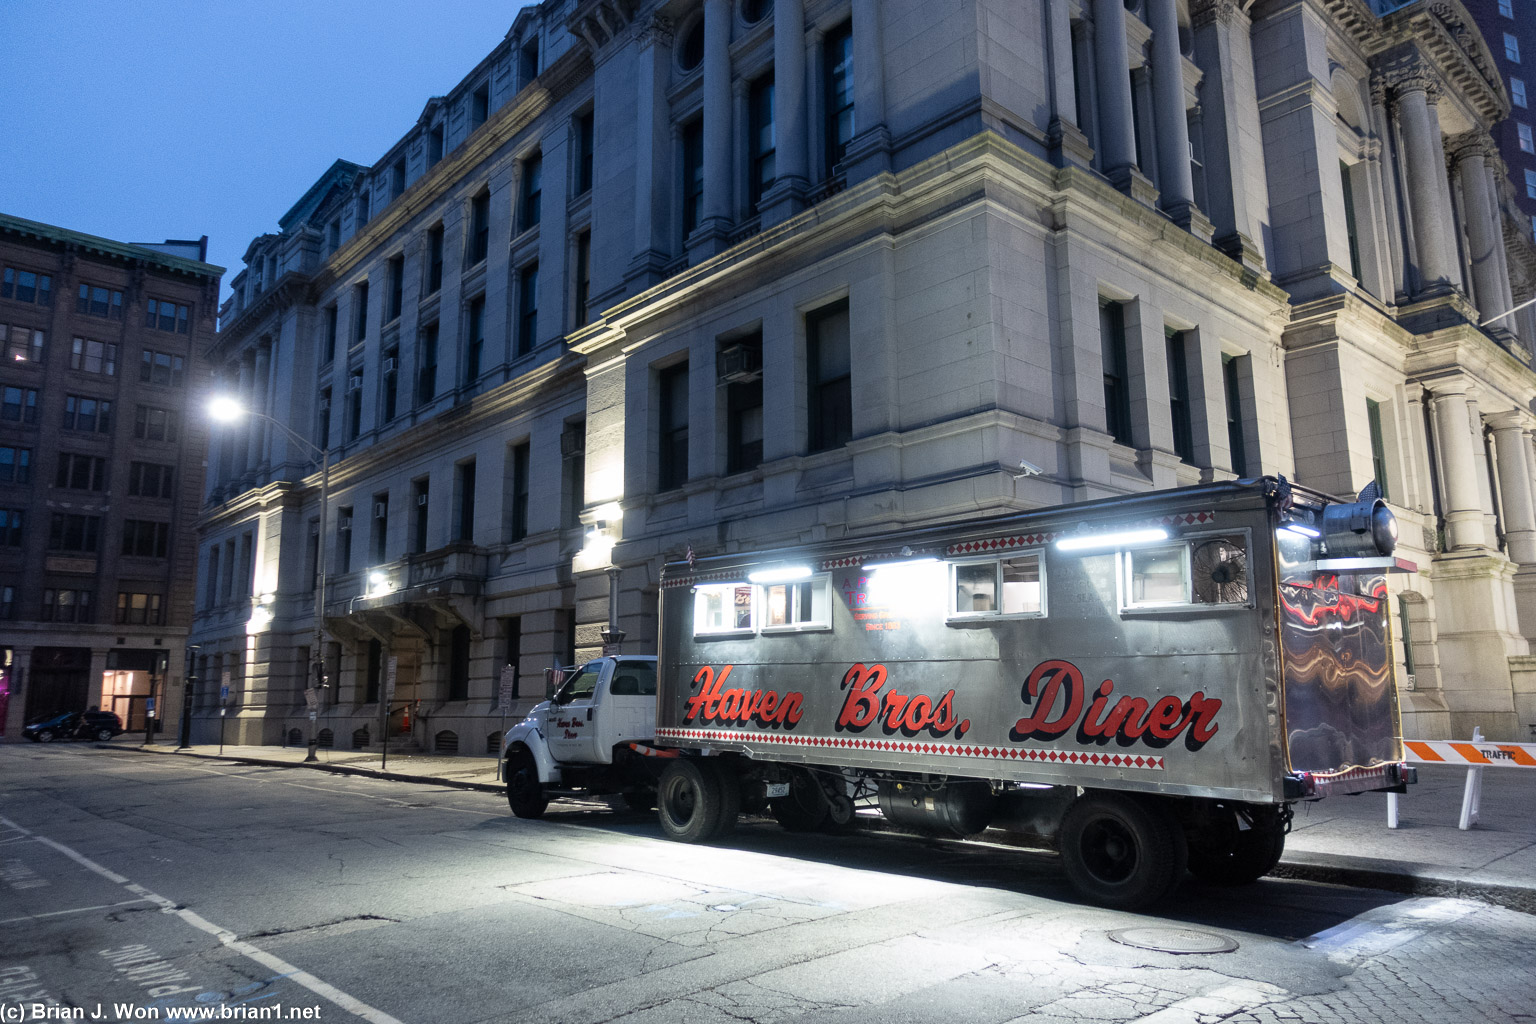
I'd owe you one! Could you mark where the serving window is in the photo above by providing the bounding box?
[949,551,1045,619]
[1121,532,1250,611]
[762,576,832,632]
[693,583,755,635]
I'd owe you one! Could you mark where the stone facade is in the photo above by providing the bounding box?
[197,0,1536,753]
[0,214,222,741]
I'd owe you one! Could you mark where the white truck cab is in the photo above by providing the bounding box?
[502,656,660,817]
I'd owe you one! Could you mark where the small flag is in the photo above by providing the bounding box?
[686,543,696,569]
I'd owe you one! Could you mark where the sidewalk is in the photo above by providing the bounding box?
[116,743,1535,912]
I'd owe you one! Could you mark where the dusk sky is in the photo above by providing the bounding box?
[1,1,533,302]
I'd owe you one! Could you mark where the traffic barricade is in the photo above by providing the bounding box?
[1388,727,1536,830]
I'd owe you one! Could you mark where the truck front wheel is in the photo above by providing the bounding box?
[506,751,549,819]
[1059,793,1186,909]
[657,759,725,842]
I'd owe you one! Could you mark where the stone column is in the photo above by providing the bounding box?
[1189,0,1266,269]
[1392,66,1456,295]
[693,0,733,256]
[1451,134,1504,321]
[1148,0,1195,222]
[1092,0,1138,188]
[1045,0,1092,166]
[1368,75,1407,300]
[1484,159,1517,323]
[1431,382,1490,550]
[253,340,272,470]
[627,16,674,286]
[238,352,256,475]
[757,0,808,227]
[1490,412,1536,564]
[840,0,891,182]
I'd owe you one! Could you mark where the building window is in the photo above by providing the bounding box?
[743,0,769,24]
[411,477,430,553]
[382,346,399,422]
[387,255,404,322]
[47,513,100,553]
[427,224,444,294]
[1166,329,1195,464]
[574,111,595,196]
[121,519,170,558]
[807,300,852,453]
[0,508,22,546]
[562,421,585,531]
[0,446,31,484]
[1506,33,1521,63]
[749,74,776,206]
[1526,169,1536,200]
[1340,160,1363,282]
[823,21,854,176]
[328,218,342,254]
[128,461,175,499]
[323,304,338,364]
[372,493,389,563]
[337,506,353,573]
[1100,301,1132,447]
[448,625,472,701]
[723,333,764,474]
[1520,123,1535,154]
[682,118,705,237]
[469,191,490,265]
[139,350,186,387]
[573,231,591,329]
[417,323,439,404]
[70,338,117,375]
[55,453,107,491]
[521,152,543,231]
[454,460,476,542]
[42,589,92,623]
[133,405,181,443]
[428,123,445,166]
[471,83,490,128]
[145,298,190,333]
[357,188,371,225]
[1,268,52,306]
[519,38,539,87]
[352,281,370,345]
[0,585,12,619]
[1513,77,1528,108]
[346,371,363,442]
[63,395,112,434]
[317,387,332,447]
[517,263,539,355]
[2,386,38,424]
[1223,353,1250,477]
[1500,0,1513,15]
[678,20,704,72]
[390,159,406,200]
[115,592,163,626]
[1367,399,1391,502]
[658,362,690,491]
[1,325,45,364]
[76,284,123,319]
[508,441,530,541]
[465,295,485,383]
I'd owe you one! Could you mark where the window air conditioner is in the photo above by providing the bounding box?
[561,428,585,456]
[383,357,397,374]
[374,502,388,519]
[416,492,429,507]
[347,374,364,392]
[717,343,762,384]
[338,516,353,531]
[318,398,331,413]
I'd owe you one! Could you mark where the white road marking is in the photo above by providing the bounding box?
[0,898,155,925]
[0,814,405,1024]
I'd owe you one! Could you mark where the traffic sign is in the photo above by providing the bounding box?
[499,665,517,707]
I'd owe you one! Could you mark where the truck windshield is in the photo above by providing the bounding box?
[554,664,598,703]
[610,662,657,696]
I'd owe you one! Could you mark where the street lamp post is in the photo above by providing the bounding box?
[208,396,330,763]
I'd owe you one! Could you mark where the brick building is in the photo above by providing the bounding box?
[0,214,222,740]
[1461,0,1536,240]
[198,0,1536,752]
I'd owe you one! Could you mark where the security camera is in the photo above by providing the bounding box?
[1014,459,1045,478]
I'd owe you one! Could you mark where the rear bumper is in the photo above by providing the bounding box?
[1284,761,1416,800]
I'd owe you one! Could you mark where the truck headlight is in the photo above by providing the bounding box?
[1321,498,1398,557]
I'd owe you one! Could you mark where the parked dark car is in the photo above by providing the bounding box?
[22,710,125,743]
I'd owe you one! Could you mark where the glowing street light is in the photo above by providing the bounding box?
[207,396,330,762]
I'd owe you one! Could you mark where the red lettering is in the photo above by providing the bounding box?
[1104,697,1151,738]
[1144,695,1185,740]
[1011,660,1084,739]
[759,691,778,720]
[778,692,803,725]
[1017,659,1225,751]
[1186,691,1222,745]
[900,694,934,733]
[685,664,804,730]
[838,664,885,729]
[1078,679,1117,738]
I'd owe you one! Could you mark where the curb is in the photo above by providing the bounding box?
[105,745,1536,915]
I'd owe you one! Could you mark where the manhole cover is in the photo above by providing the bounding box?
[1107,927,1238,954]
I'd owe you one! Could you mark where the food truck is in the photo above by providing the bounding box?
[503,477,1415,907]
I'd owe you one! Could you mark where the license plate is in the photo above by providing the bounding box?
[764,782,790,798]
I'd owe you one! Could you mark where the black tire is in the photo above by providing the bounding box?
[506,751,549,819]
[769,767,829,831]
[1189,821,1286,886]
[95,728,115,742]
[657,759,725,842]
[711,763,741,838]
[1059,793,1186,909]
[37,730,56,744]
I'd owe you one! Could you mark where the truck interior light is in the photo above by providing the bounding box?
[1281,523,1321,538]
[1056,528,1168,552]
[748,566,814,583]
[862,556,940,571]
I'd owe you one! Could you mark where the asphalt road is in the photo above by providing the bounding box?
[1,744,1533,1024]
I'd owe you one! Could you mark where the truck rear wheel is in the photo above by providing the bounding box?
[769,767,829,832]
[657,759,725,842]
[506,751,548,819]
[1189,811,1286,885]
[1059,793,1186,909]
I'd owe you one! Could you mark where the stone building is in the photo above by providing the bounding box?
[0,214,222,740]
[196,0,1536,753]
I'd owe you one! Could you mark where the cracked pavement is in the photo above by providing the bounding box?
[2,745,1533,1024]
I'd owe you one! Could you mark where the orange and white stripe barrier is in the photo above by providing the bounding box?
[1388,728,1534,830]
